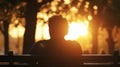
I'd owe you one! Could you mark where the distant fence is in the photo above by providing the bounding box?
[0,51,120,67]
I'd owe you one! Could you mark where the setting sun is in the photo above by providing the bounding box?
[65,21,89,40]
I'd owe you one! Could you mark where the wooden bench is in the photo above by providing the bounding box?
[0,51,120,67]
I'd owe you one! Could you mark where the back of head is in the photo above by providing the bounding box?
[48,15,68,39]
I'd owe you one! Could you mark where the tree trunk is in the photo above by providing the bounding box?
[90,0,107,54]
[91,19,98,54]
[3,21,9,55]
[23,0,38,54]
[107,28,115,54]
[23,0,53,54]
[89,1,98,54]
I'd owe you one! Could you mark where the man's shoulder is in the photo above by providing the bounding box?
[29,40,49,55]
[66,40,80,47]
[35,40,48,44]
[66,40,80,45]
[65,40,82,56]
[33,40,49,48]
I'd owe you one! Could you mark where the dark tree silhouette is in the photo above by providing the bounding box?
[0,0,25,54]
[102,0,120,54]
[23,0,53,54]
[23,0,38,54]
[0,0,15,55]
[88,0,107,54]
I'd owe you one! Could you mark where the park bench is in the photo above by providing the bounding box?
[0,51,120,67]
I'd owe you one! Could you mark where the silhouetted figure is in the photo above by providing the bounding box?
[29,15,82,67]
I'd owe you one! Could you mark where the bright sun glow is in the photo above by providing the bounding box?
[35,20,89,41]
[65,21,89,40]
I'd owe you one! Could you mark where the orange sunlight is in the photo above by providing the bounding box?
[35,20,90,41]
[65,21,89,40]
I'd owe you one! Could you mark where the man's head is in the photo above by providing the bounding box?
[48,15,68,39]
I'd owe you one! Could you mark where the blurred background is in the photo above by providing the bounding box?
[0,0,120,55]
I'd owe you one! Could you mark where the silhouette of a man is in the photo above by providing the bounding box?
[29,15,82,67]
